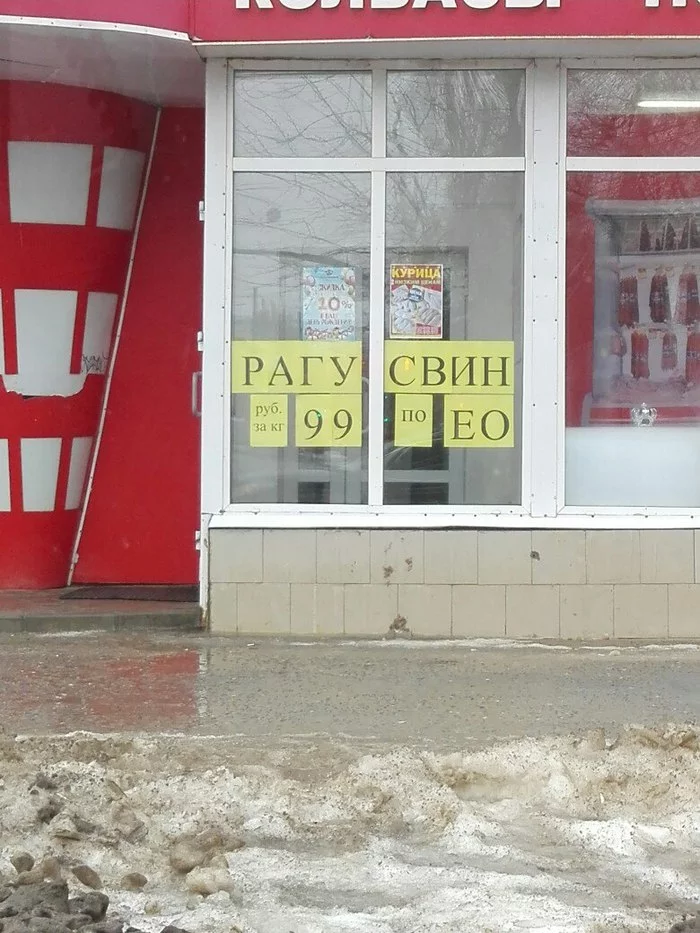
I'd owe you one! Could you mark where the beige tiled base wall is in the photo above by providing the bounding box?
[208,529,700,639]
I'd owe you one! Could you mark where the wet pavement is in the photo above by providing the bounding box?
[1,632,700,746]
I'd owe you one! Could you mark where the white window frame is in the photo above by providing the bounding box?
[559,57,700,527]
[201,55,700,530]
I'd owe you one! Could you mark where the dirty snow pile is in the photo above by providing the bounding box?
[0,725,699,932]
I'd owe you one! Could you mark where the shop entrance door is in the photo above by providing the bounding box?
[69,108,203,587]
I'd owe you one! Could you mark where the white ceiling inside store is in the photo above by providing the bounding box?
[0,21,204,106]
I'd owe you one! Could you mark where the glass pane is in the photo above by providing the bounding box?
[566,172,700,507]
[569,70,700,157]
[387,70,525,158]
[234,72,371,158]
[384,173,524,507]
[231,173,370,505]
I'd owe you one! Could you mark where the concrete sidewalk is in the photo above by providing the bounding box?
[0,589,201,632]
[1,631,699,747]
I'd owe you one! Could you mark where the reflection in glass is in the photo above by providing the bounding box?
[387,70,525,158]
[568,70,700,157]
[231,172,370,504]
[566,172,700,507]
[384,173,524,506]
[234,72,371,158]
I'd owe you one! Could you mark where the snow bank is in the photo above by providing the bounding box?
[0,725,698,932]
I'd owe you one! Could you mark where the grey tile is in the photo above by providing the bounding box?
[263,530,317,583]
[317,530,370,583]
[398,585,452,637]
[532,531,586,585]
[478,531,532,584]
[424,531,478,584]
[370,531,424,584]
[209,530,263,583]
[586,531,640,585]
[452,586,506,638]
[506,585,560,638]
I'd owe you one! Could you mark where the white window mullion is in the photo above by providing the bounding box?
[202,59,230,519]
[368,68,387,507]
[528,60,562,519]
[229,158,524,173]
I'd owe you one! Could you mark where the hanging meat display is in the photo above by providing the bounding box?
[649,270,671,323]
[686,329,700,385]
[661,330,678,371]
[676,269,700,325]
[617,276,639,327]
[630,329,650,380]
[586,200,700,426]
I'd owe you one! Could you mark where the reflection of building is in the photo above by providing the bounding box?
[5,2,700,639]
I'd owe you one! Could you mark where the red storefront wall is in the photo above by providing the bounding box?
[72,108,204,586]
[0,85,203,589]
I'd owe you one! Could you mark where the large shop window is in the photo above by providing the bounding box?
[230,70,525,507]
[566,70,700,508]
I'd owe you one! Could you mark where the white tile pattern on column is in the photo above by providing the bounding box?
[8,142,92,225]
[82,293,118,375]
[20,437,61,512]
[4,290,86,398]
[65,437,93,510]
[97,148,145,230]
[0,440,10,512]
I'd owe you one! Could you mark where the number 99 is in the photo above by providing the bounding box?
[304,409,323,439]
[333,409,352,440]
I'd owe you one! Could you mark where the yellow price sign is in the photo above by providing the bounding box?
[393,394,434,448]
[249,395,288,447]
[385,340,515,395]
[443,395,514,448]
[295,395,362,448]
[233,341,362,395]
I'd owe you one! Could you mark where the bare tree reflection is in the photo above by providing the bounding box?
[232,69,525,312]
[569,69,700,155]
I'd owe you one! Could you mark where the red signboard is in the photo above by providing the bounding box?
[3,0,699,45]
[191,0,700,44]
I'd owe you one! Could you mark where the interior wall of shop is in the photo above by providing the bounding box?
[73,107,203,585]
[208,528,700,639]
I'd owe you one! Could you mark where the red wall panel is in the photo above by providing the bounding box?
[73,107,203,585]
[192,0,700,44]
[0,83,157,589]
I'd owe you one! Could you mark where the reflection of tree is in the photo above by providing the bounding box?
[569,70,700,155]
[233,172,370,339]
[385,71,523,246]
[233,69,525,318]
[234,72,372,156]
[387,70,524,158]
